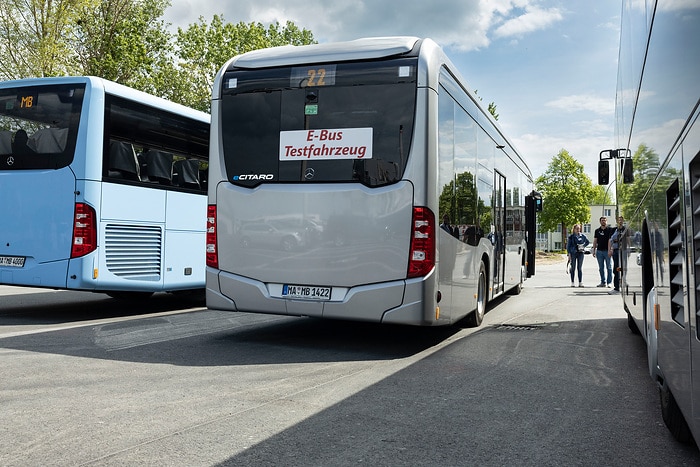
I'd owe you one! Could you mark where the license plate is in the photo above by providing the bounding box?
[0,255,25,268]
[282,284,331,301]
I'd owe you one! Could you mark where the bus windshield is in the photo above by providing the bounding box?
[0,84,83,170]
[220,57,417,187]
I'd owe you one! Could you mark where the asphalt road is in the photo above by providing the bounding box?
[1,254,699,466]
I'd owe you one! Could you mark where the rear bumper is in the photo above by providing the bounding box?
[206,268,436,325]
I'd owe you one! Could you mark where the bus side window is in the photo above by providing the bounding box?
[108,141,140,181]
[173,159,200,189]
[144,150,173,185]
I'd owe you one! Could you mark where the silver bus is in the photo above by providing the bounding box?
[206,37,538,326]
[613,0,700,446]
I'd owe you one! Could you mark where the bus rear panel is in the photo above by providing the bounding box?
[207,37,534,326]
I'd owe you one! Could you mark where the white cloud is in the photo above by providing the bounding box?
[163,0,566,52]
[546,94,615,115]
[493,6,563,39]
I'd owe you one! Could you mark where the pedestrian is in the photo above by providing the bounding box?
[591,216,615,287]
[608,216,629,294]
[566,223,590,287]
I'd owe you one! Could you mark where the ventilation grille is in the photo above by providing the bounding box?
[690,155,700,338]
[666,178,684,326]
[494,324,541,331]
[105,224,162,280]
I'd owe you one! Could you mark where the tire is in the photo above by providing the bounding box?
[660,384,693,444]
[466,260,487,327]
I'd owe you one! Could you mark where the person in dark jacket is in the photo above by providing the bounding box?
[567,223,590,287]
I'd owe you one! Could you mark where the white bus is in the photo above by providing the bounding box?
[206,37,539,326]
[612,0,700,446]
[0,76,210,299]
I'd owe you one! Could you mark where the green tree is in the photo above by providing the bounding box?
[72,0,173,87]
[617,143,678,221]
[0,0,83,79]
[487,102,499,121]
[535,149,596,238]
[590,184,614,205]
[170,16,316,111]
[473,90,498,121]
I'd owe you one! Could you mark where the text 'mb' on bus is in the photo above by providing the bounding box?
[206,37,540,326]
[0,76,210,299]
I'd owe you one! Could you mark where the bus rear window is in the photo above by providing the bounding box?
[220,58,417,187]
[0,84,83,170]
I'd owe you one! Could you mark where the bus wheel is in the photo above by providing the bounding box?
[660,384,693,444]
[466,261,487,327]
[106,291,154,301]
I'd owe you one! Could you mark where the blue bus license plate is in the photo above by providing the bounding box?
[282,284,331,300]
[0,256,25,268]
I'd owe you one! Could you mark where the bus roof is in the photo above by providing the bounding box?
[227,36,421,70]
[0,76,210,123]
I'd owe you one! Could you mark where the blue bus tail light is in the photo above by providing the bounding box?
[71,203,97,258]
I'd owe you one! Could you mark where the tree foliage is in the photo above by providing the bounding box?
[535,149,596,235]
[170,16,316,111]
[590,184,614,205]
[0,1,316,113]
[617,143,679,221]
[72,0,172,87]
[0,0,83,79]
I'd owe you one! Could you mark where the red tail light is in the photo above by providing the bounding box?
[71,203,97,258]
[206,204,218,269]
[407,206,435,278]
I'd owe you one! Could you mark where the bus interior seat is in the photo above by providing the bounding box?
[0,130,12,154]
[144,150,173,185]
[108,141,141,181]
[173,159,200,189]
[27,128,68,153]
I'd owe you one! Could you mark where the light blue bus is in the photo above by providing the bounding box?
[0,76,210,298]
[206,37,538,326]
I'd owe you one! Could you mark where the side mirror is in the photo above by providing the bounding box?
[622,159,634,183]
[598,160,609,185]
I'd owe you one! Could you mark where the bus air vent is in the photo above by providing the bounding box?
[104,224,162,281]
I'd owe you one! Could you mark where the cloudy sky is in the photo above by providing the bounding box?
[163,0,621,182]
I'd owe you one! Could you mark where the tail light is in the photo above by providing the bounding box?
[206,204,218,268]
[407,206,435,278]
[71,203,97,258]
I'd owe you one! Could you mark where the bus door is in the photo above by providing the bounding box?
[493,171,506,294]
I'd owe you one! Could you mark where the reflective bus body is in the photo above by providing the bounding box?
[616,1,700,445]
[207,37,536,326]
[0,76,209,296]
